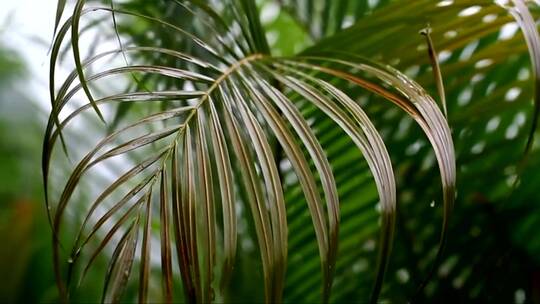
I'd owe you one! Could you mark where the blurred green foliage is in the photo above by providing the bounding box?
[0,43,56,303]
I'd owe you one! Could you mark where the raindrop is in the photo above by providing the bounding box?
[352,259,368,273]
[486,82,497,94]
[430,201,435,207]
[505,124,519,139]
[515,289,526,304]
[438,255,458,277]
[506,174,518,187]
[437,0,453,7]
[482,14,497,23]
[471,141,485,154]
[518,68,530,81]
[498,22,519,41]
[368,0,379,8]
[459,128,471,139]
[405,65,420,78]
[515,112,526,126]
[396,268,410,283]
[495,0,510,6]
[472,73,484,83]
[458,87,473,106]
[475,59,493,69]
[444,30,458,39]
[406,140,424,156]
[458,6,481,17]
[505,87,521,102]
[67,258,74,264]
[438,50,452,63]
[460,41,479,61]
[342,15,355,29]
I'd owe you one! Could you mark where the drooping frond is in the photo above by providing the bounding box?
[44,1,468,303]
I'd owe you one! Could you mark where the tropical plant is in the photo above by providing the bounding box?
[43,0,540,303]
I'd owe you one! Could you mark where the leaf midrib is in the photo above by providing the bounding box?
[155,53,267,181]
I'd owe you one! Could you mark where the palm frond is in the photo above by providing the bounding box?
[43,1,482,303]
[277,0,392,39]
[289,1,539,301]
